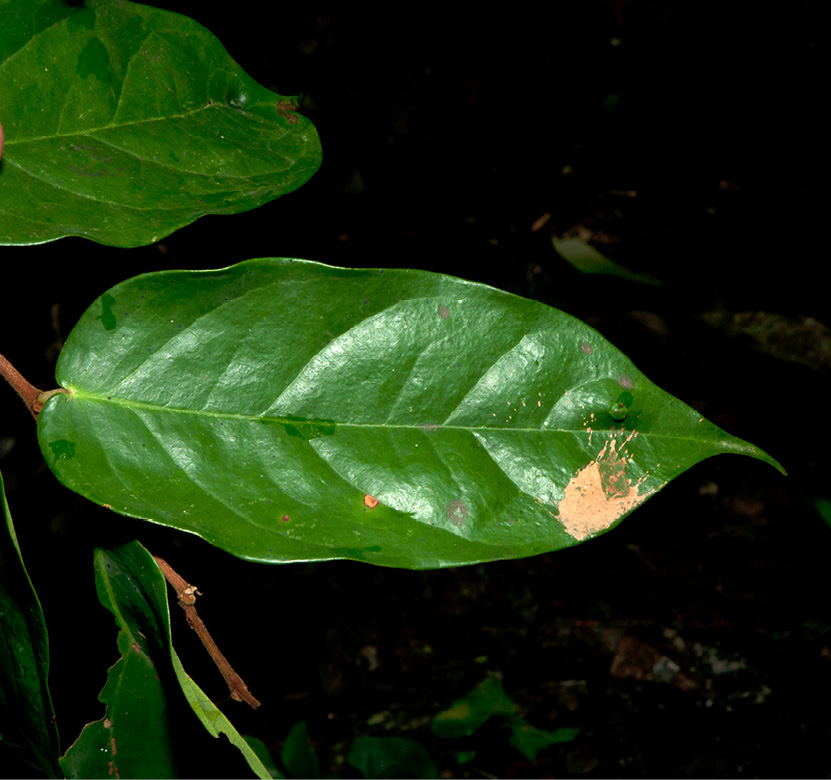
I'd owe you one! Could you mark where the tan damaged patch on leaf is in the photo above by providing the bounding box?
[558,431,652,541]
[363,494,379,509]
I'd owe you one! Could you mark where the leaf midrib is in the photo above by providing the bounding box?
[62,386,721,445]
[65,387,565,433]
[5,103,270,148]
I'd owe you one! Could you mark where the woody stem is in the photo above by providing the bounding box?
[153,555,261,710]
[0,353,43,421]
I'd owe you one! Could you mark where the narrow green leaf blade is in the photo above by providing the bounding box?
[0,469,61,779]
[59,541,269,779]
[170,649,271,780]
[37,259,784,569]
[245,735,284,779]
[0,0,320,247]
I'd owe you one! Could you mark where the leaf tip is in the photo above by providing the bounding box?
[718,435,787,476]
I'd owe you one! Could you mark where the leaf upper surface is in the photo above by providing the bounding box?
[0,0,321,247]
[37,259,784,569]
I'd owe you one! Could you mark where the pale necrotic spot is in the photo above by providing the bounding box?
[445,499,469,526]
[580,341,593,355]
[558,431,652,542]
[439,305,450,319]
[618,374,634,389]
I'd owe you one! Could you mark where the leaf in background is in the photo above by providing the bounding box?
[431,677,515,739]
[0,469,61,779]
[347,736,439,780]
[60,541,270,779]
[433,677,580,762]
[508,723,580,762]
[813,497,831,531]
[281,721,319,779]
[0,0,321,247]
[552,234,661,286]
[37,259,784,570]
[702,310,831,376]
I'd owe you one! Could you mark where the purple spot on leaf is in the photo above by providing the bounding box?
[445,500,469,526]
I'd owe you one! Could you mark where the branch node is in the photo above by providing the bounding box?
[152,555,261,710]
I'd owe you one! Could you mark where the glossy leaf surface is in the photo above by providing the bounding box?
[0,0,320,247]
[38,259,784,569]
[60,541,269,779]
[0,469,61,778]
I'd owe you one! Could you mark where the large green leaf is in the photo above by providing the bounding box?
[0,0,320,247]
[37,259,784,569]
[0,469,61,778]
[60,541,269,779]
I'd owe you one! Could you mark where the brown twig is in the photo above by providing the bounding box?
[152,555,261,709]
[0,352,65,421]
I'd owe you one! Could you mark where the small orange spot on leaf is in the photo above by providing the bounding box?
[364,494,379,509]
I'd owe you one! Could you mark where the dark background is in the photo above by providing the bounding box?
[1,2,828,777]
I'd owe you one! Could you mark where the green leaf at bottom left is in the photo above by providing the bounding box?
[60,541,268,779]
[0,468,61,778]
[60,542,177,778]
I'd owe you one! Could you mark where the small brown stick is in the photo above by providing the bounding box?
[0,352,61,420]
[153,555,261,709]
[0,353,67,421]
